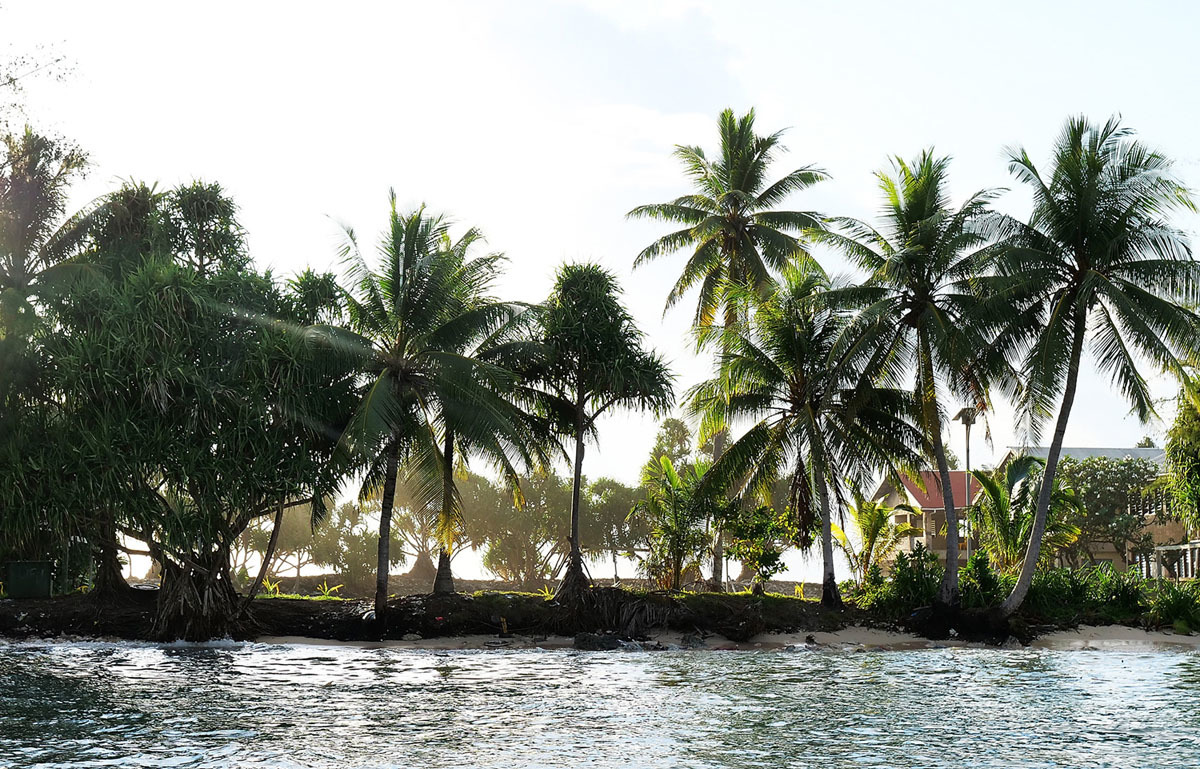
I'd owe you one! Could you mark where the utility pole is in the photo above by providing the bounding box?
[953,407,979,562]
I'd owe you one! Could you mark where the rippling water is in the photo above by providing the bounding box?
[2,640,1198,768]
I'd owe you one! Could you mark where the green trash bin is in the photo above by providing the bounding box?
[5,561,53,599]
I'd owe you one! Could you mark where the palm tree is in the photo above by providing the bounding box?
[329,193,530,618]
[832,494,922,586]
[691,268,924,607]
[633,456,712,591]
[968,456,1080,573]
[630,107,826,589]
[532,263,673,603]
[426,235,555,596]
[815,150,1000,609]
[0,127,89,337]
[988,116,1199,616]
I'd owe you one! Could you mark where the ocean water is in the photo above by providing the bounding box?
[1,640,1197,768]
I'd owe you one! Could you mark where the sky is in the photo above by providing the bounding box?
[5,0,1199,581]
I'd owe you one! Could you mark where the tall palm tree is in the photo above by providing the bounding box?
[968,456,1080,573]
[329,193,530,619]
[426,233,555,596]
[832,494,922,586]
[630,107,826,589]
[691,268,924,607]
[532,263,673,603]
[815,150,1000,609]
[988,116,1199,616]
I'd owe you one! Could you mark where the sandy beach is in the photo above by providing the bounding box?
[256,624,1200,652]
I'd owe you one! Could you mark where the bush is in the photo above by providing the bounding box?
[1087,563,1145,619]
[1146,580,1200,632]
[854,543,943,618]
[1024,568,1093,622]
[960,551,1007,609]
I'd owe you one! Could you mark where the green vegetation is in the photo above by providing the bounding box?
[968,457,1081,572]
[852,548,1197,632]
[833,495,920,587]
[814,150,998,610]
[4,108,1199,642]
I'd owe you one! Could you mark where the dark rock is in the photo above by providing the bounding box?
[573,632,621,651]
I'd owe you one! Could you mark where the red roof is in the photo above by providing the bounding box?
[897,471,981,510]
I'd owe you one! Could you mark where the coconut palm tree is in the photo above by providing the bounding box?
[0,127,89,337]
[691,268,925,607]
[427,242,557,596]
[814,150,1000,609]
[832,494,922,586]
[633,456,712,591]
[329,194,531,618]
[532,263,673,603]
[629,107,826,588]
[968,456,1081,573]
[988,117,1200,616]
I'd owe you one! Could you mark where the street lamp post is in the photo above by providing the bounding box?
[953,407,978,562]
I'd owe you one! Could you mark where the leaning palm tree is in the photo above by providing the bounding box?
[630,107,826,589]
[988,116,1200,616]
[815,150,1000,609]
[832,494,922,586]
[968,457,1080,573]
[531,263,673,603]
[328,194,530,619]
[692,268,925,607]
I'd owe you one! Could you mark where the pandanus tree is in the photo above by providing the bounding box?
[968,456,1080,573]
[987,117,1200,616]
[814,150,1000,609]
[532,263,673,603]
[691,269,924,607]
[630,107,826,589]
[329,195,532,617]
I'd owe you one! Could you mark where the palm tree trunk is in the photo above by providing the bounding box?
[433,430,456,595]
[556,389,589,601]
[243,500,284,608]
[433,550,455,594]
[708,428,726,592]
[931,425,960,609]
[375,441,400,620]
[1000,313,1087,617]
[920,335,960,610]
[816,470,842,609]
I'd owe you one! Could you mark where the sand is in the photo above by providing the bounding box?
[258,624,1200,652]
[1032,625,1200,651]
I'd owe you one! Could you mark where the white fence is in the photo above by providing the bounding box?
[1133,541,1200,580]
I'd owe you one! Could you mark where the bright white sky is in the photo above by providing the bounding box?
[6,0,1199,581]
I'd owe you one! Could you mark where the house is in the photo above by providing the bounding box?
[875,447,1189,573]
[1005,446,1186,571]
[871,470,982,570]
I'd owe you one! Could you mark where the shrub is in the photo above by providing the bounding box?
[960,551,1006,609]
[854,543,943,618]
[1087,563,1145,619]
[1024,568,1092,622]
[1147,580,1200,632]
